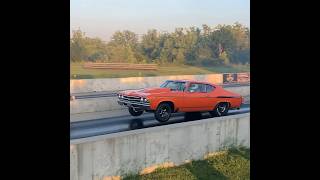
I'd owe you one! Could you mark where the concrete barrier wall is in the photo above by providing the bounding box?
[70,85,250,115]
[70,97,126,114]
[70,113,250,180]
[224,85,250,96]
[71,74,223,93]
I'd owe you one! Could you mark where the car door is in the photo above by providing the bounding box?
[169,81,187,110]
[204,84,217,108]
[183,83,211,111]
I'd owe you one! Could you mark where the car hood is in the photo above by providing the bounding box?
[120,87,171,97]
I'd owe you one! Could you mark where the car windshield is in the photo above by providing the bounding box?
[160,81,186,91]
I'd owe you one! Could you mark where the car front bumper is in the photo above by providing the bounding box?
[117,100,151,111]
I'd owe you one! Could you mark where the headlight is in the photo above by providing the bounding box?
[140,97,148,102]
[118,94,121,98]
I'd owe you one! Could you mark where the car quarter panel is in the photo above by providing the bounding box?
[209,87,242,108]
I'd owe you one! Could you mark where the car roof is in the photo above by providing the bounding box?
[168,79,217,86]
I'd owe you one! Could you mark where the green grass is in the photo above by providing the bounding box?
[123,147,250,180]
[70,62,250,79]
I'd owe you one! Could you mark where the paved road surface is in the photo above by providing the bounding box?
[70,104,250,140]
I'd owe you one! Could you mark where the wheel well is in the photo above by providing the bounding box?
[159,101,174,111]
[215,102,230,108]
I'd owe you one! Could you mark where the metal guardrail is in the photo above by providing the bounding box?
[83,63,158,70]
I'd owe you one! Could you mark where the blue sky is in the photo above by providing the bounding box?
[71,0,250,41]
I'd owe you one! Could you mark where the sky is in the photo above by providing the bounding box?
[70,0,250,41]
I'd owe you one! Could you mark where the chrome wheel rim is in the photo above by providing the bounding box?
[159,107,169,119]
[217,104,227,113]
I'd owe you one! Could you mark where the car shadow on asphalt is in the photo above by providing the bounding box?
[128,112,205,130]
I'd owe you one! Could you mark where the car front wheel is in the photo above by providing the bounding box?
[128,107,144,116]
[209,102,229,117]
[154,103,172,122]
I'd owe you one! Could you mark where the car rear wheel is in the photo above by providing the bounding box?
[209,102,229,117]
[155,103,172,122]
[128,107,144,116]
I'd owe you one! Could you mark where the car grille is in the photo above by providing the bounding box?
[119,95,150,106]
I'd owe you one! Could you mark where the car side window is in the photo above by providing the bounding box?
[178,82,186,91]
[199,84,206,92]
[188,83,206,93]
[188,83,198,92]
[205,84,215,92]
[174,82,186,91]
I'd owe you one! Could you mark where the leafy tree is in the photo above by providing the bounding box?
[141,29,160,62]
[219,51,230,65]
[70,29,87,62]
[70,23,250,65]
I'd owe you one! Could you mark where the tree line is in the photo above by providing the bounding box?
[70,22,250,66]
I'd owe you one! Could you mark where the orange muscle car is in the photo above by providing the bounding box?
[117,80,243,122]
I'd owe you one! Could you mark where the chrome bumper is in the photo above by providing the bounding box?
[117,99,151,110]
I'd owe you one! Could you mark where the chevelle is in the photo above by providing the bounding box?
[117,80,243,122]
